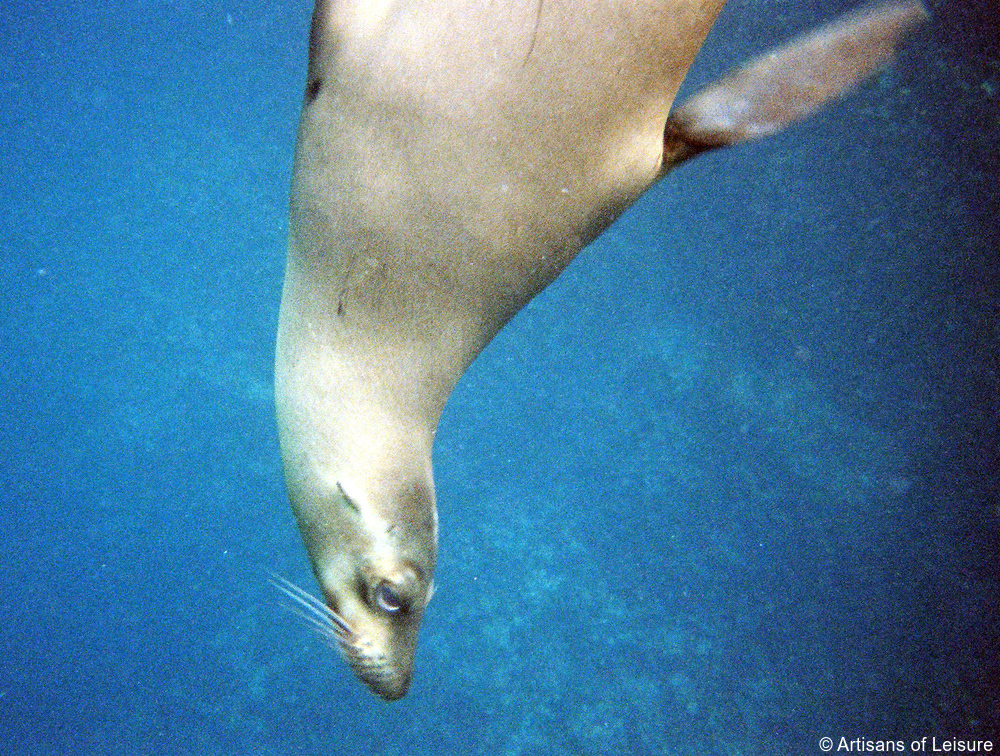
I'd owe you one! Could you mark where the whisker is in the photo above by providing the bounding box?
[283,599,346,643]
[271,582,350,644]
[268,572,354,642]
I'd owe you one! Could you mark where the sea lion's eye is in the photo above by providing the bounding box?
[375,582,405,614]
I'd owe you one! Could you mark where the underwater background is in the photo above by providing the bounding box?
[1,0,997,753]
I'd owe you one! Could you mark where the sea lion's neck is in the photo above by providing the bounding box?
[275,274,439,572]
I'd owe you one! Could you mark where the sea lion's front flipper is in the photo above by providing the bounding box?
[663,0,928,167]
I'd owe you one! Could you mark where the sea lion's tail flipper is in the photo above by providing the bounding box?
[662,0,928,168]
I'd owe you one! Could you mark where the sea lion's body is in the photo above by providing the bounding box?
[275,0,926,699]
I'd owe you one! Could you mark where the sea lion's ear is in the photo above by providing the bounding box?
[662,0,928,168]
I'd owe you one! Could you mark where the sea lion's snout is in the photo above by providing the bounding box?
[331,591,422,700]
[316,558,430,700]
[341,639,414,700]
[272,570,423,700]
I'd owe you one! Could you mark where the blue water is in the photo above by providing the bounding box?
[1,1,997,754]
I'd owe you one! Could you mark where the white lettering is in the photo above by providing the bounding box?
[931,738,996,753]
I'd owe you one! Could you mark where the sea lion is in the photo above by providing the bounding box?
[274,0,927,700]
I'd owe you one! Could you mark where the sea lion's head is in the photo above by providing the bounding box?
[278,469,437,700]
